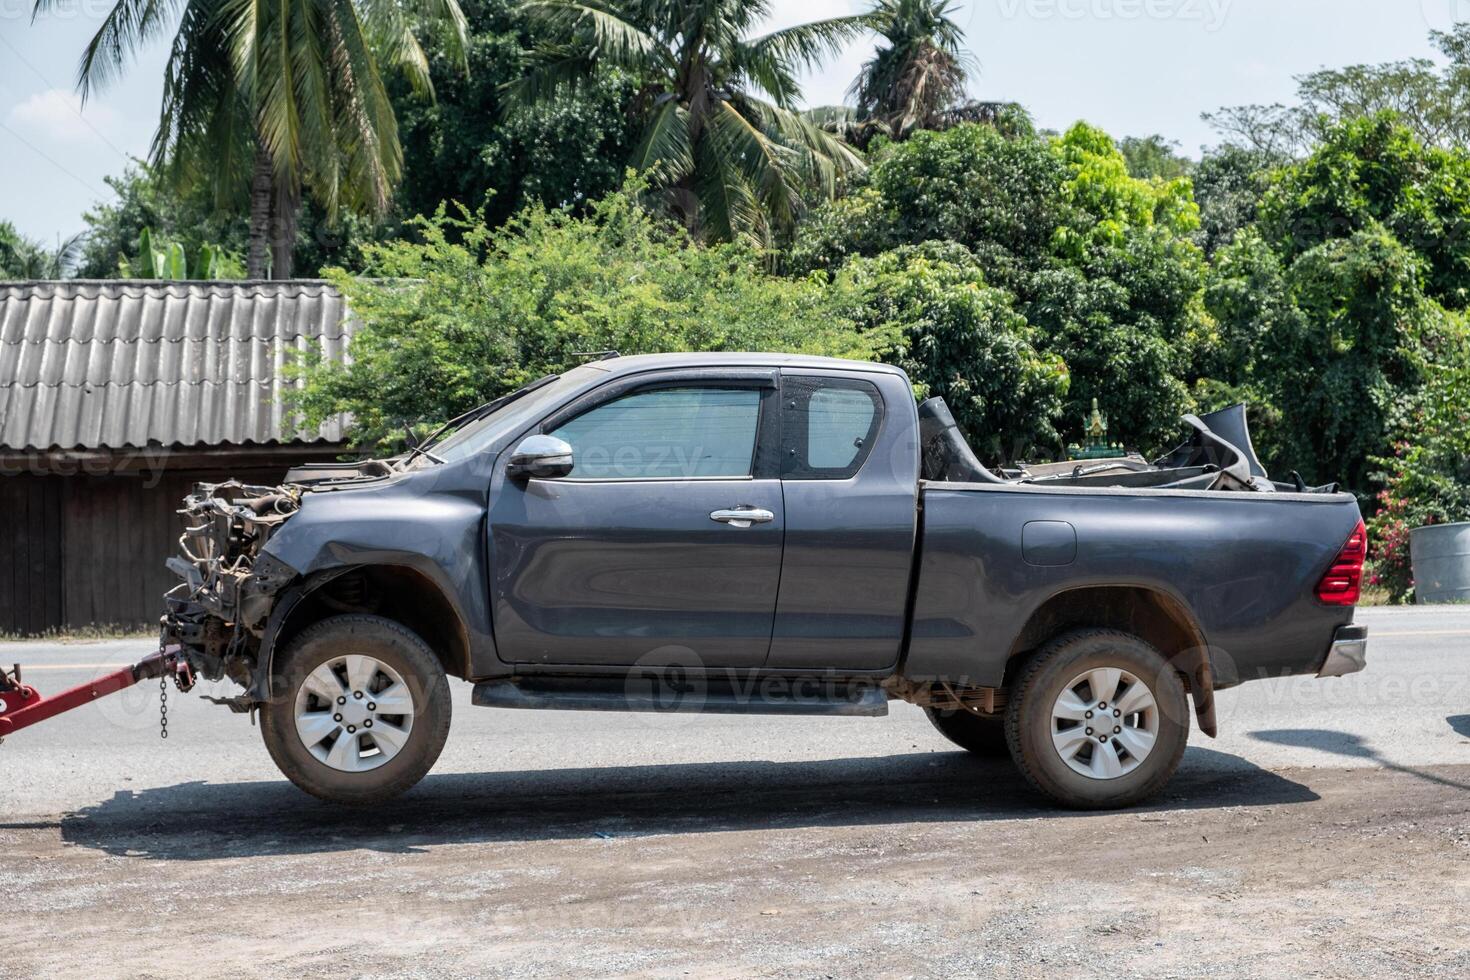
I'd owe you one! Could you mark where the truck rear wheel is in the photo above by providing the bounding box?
[261,615,451,805]
[924,707,1009,757]
[1005,629,1189,809]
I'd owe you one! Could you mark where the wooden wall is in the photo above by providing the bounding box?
[0,476,64,635]
[0,465,291,634]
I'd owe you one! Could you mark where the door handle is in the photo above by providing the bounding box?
[710,507,775,528]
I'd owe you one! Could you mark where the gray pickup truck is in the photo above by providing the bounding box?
[163,353,1370,809]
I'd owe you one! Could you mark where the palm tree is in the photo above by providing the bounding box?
[37,0,468,278]
[0,222,86,279]
[509,0,872,246]
[851,0,970,140]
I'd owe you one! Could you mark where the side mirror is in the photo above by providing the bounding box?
[507,434,574,480]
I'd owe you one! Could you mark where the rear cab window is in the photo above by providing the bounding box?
[780,375,884,480]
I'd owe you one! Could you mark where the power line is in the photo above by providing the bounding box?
[0,119,107,197]
[0,31,136,164]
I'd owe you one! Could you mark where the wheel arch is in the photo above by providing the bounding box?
[1005,585,1217,737]
[252,563,473,701]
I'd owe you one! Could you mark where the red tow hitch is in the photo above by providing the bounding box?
[0,645,192,739]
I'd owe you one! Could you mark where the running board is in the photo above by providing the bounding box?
[471,676,890,717]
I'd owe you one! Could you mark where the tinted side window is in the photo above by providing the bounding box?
[550,386,761,479]
[781,376,883,480]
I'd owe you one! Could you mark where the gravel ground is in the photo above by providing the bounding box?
[1,762,1467,978]
[1,606,1467,977]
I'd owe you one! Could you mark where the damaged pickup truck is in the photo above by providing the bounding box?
[161,353,1369,809]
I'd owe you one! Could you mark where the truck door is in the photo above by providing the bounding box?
[487,369,785,668]
[766,370,920,672]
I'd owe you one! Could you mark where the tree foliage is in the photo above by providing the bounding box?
[0,222,86,279]
[790,121,1208,453]
[1206,24,1470,155]
[298,185,897,449]
[507,0,869,246]
[838,242,1068,458]
[1367,329,1470,602]
[392,0,637,229]
[1206,118,1467,492]
[42,0,470,277]
[850,0,970,140]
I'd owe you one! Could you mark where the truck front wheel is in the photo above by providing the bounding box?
[1005,629,1189,809]
[261,615,452,804]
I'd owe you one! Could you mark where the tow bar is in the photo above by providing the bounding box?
[0,646,195,741]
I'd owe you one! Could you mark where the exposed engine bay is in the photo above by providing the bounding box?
[160,481,304,695]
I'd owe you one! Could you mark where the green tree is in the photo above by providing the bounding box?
[42,0,470,279]
[850,0,970,141]
[1190,144,1282,257]
[0,221,85,279]
[791,122,1210,453]
[392,0,637,229]
[838,242,1069,460]
[1258,114,1470,310]
[1118,135,1194,181]
[508,0,869,245]
[116,227,244,279]
[1206,25,1470,154]
[298,185,897,449]
[1367,327,1470,602]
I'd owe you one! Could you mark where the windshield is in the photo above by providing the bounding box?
[432,367,605,463]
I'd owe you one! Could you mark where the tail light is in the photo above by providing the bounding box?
[1315,520,1367,606]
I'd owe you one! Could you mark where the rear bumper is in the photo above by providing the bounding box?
[1317,624,1368,678]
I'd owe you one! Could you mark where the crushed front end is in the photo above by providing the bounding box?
[160,480,302,698]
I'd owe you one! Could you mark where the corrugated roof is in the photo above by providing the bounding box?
[0,279,354,451]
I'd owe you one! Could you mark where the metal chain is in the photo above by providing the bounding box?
[159,675,169,740]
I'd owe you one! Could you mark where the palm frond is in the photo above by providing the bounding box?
[36,0,188,99]
[745,14,874,77]
[519,0,662,69]
[690,122,766,247]
[629,96,694,182]
[706,97,800,237]
[501,45,603,109]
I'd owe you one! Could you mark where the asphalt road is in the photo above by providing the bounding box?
[0,606,1467,978]
[2,605,1467,817]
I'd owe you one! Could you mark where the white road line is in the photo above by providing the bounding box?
[1371,630,1470,638]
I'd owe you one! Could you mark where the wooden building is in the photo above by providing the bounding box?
[0,280,353,634]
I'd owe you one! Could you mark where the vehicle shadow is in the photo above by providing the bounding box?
[1448,715,1470,739]
[1251,728,1470,792]
[49,746,1315,861]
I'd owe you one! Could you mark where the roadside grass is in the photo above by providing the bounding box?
[0,625,155,643]
[1356,585,1393,607]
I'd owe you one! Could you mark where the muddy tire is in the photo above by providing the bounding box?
[924,707,1010,757]
[261,615,451,805]
[1005,629,1189,810]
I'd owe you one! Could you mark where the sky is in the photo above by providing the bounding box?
[0,0,1461,245]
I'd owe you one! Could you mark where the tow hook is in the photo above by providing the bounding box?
[0,646,185,740]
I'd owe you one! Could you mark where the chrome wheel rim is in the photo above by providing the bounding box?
[1050,667,1159,780]
[294,655,415,773]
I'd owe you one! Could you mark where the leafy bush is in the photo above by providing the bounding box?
[838,243,1069,460]
[789,122,1209,454]
[298,187,897,449]
[1368,333,1470,602]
